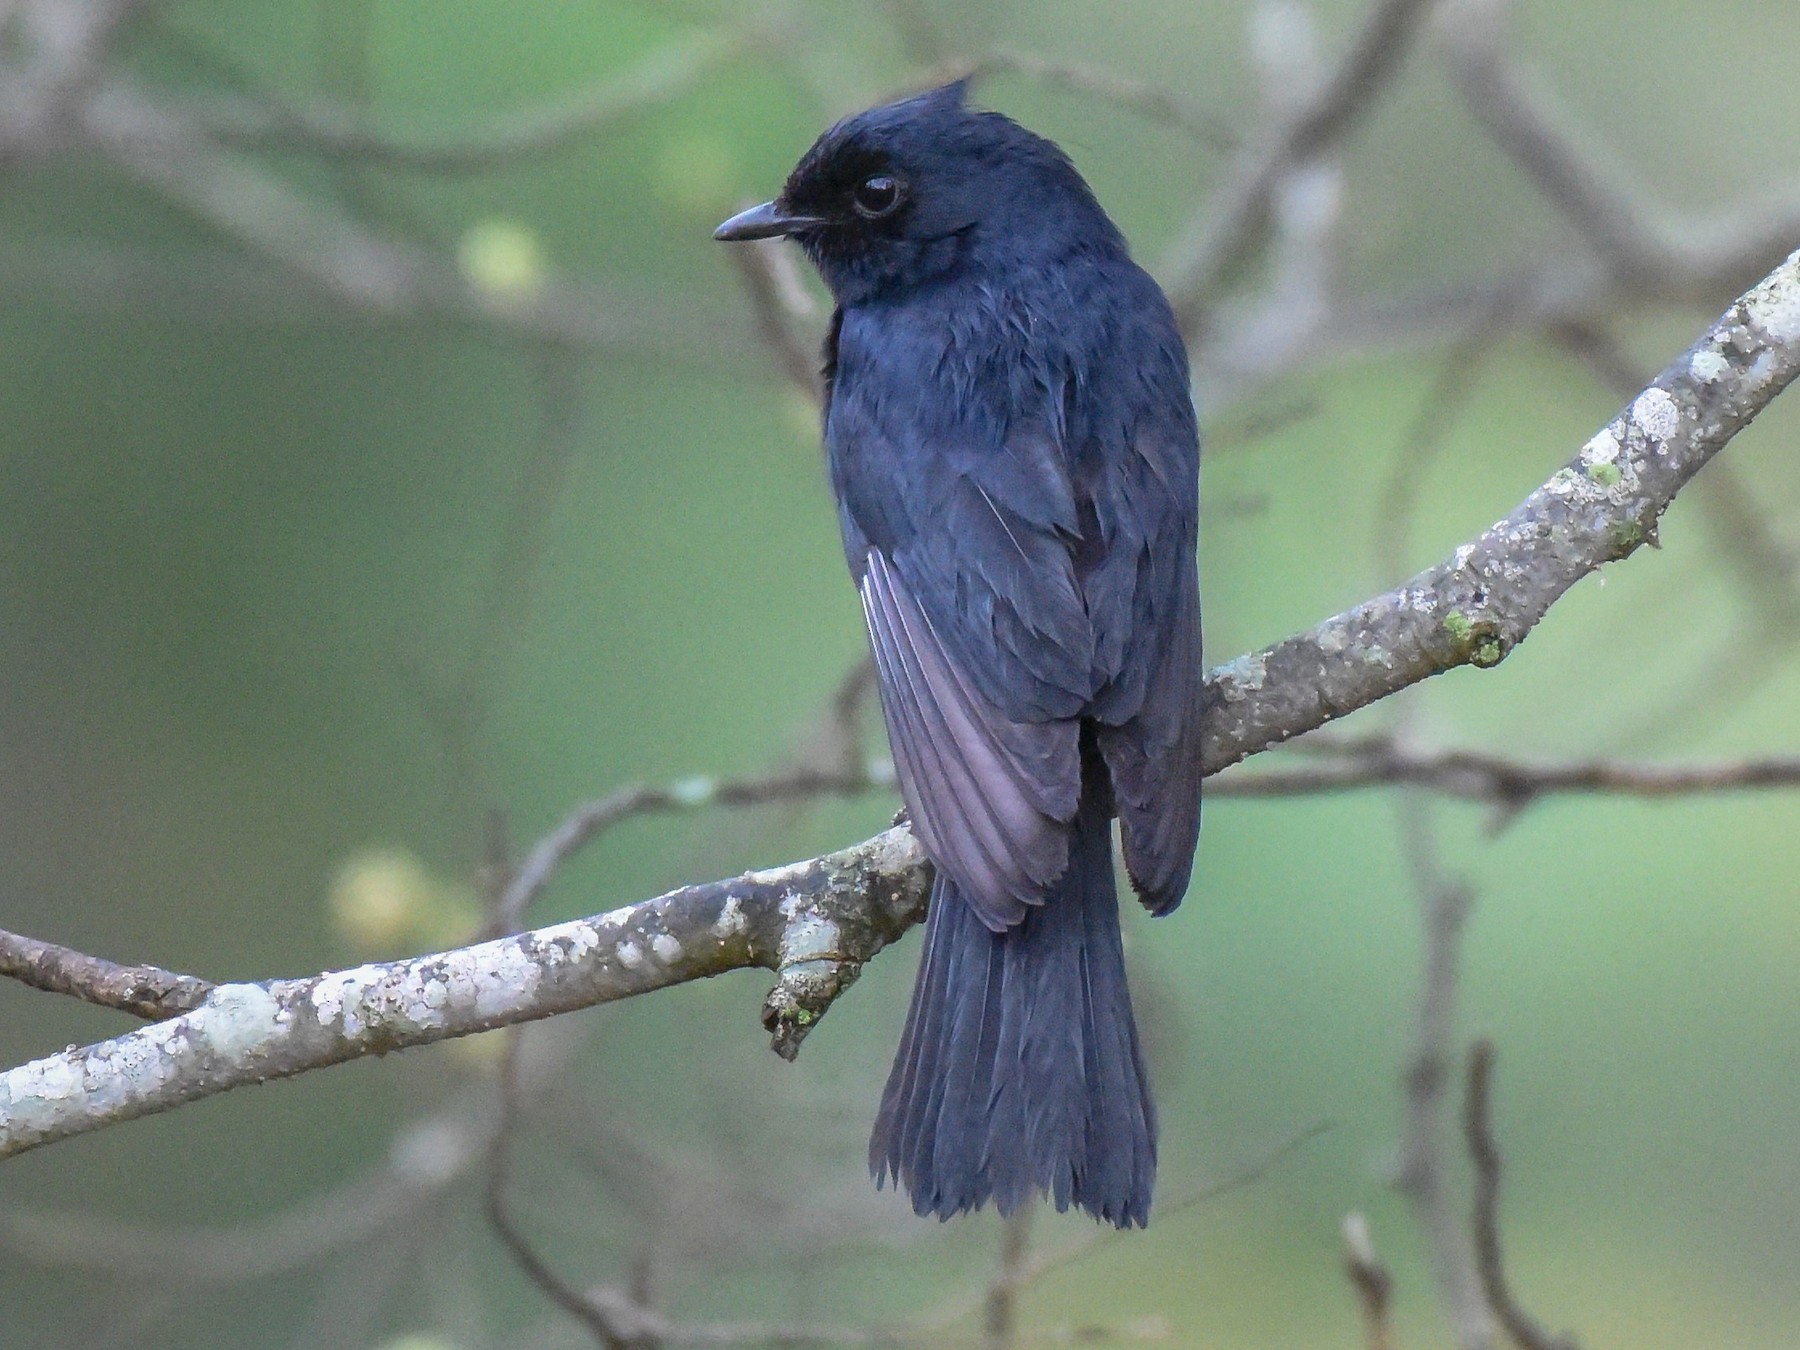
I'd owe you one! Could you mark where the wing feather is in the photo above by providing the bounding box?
[860,549,1078,930]
[1098,562,1202,914]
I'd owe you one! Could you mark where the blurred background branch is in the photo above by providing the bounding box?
[2,0,1798,1346]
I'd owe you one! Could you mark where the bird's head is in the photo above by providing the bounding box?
[715,80,1121,304]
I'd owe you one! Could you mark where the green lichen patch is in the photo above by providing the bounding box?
[1443,610,1508,669]
[1609,519,1646,554]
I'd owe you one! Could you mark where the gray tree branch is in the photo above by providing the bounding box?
[0,929,214,1022]
[1201,245,1800,770]
[2,245,1797,1164]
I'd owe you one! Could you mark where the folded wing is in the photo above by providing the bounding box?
[860,549,1080,931]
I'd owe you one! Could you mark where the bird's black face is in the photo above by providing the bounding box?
[715,144,911,242]
[714,80,1103,305]
[714,94,952,303]
[770,138,940,302]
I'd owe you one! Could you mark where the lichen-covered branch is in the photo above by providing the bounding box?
[0,829,930,1161]
[2,247,1798,1164]
[1201,245,1800,771]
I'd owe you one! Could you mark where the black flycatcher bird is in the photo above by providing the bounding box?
[716,81,1201,1229]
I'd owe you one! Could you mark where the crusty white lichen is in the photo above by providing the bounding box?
[1746,349,1782,390]
[0,1011,197,1147]
[475,942,538,1018]
[1631,387,1680,444]
[1582,426,1621,465]
[301,941,542,1040]
[310,964,384,1037]
[193,983,281,1060]
[783,913,842,966]
[530,916,601,965]
[0,1059,81,1142]
[1690,349,1728,383]
[412,976,450,1027]
[1216,651,1268,696]
[714,895,748,938]
[1748,252,1800,343]
[865,825,927,872]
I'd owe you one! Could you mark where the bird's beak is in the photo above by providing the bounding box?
[713,200,823,242]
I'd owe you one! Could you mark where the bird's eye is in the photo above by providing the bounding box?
[852,174,904,219]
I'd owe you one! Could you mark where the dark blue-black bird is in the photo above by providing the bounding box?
[715,81,1201,1229]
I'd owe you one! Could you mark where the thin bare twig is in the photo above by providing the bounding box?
[1390,795,1492,1350]
[1436,0,1665,287]
[1463,1041,1578,1350]
[822,655,880,774]
[1343,1212,1397,1350]
[1212,742,1800,805]
[971,48,1236,148]
[184,30,743,172]
[1203,396,1322,452]
[0,927,214,1021]
[927,1120,1333,1334]
[725,237,824,406]
[493,760,890,935]
[1438,0,1800,298]
[0,1102,488,1282]
[1163,0,1439,331]
[485,1031,638,1350]
[984,1208,1034,1350]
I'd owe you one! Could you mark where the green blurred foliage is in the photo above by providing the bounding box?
[2,1,1798,1346]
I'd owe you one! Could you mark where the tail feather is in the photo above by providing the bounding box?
[925,917,1003,1207]
[878,898,956,1186]
[1076,862,1155,1219]
[870,787,1156,1228]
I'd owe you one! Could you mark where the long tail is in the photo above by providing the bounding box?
[869,784,1156,1228]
